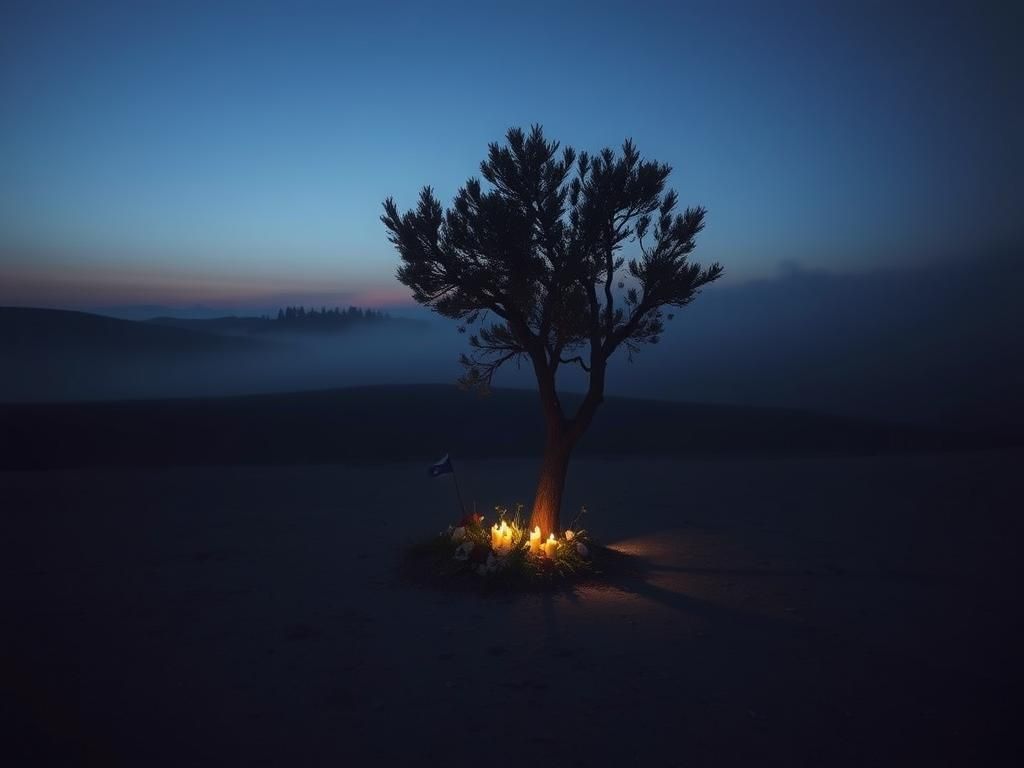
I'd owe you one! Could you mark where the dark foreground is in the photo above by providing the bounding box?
[3,453,1022,766]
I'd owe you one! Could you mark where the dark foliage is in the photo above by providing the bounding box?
[382,125,723,408]
[273,305,391,330]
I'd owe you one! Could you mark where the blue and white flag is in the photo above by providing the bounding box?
[428,453,454,477]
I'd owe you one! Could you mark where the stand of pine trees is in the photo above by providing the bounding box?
[273,305,391,330]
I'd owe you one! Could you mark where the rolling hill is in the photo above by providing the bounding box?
[146,311,423,336]
[0,306,254,357]
[0,306,267,402]
[0,306,432,402]
[0,384,1003,471]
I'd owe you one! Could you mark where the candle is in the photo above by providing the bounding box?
[528,526,542,555]
[543,533,558,559]
[492,521,513,555]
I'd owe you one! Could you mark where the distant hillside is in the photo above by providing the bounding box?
[147,315,272,335]
[0,384,1008,471]
[148,307,424,337]
[0,306,433,402]
[0,307,268,402]
[0,307,255,358]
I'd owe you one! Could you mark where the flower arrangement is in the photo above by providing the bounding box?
[423,504,593,586]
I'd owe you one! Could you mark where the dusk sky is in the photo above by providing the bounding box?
[1,1,1020,311]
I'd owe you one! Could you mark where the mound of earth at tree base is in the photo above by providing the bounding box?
[400,536,649,594]
[398,506,595,591]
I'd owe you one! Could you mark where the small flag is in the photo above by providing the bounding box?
[428,453,454,478]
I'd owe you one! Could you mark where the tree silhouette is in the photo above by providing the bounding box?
[383,125,723,534]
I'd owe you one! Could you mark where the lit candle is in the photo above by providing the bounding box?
[492,521,514,555]
[544,533,558,559]
[528,526,542,555]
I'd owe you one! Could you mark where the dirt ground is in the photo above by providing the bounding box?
[3,452,1021,766]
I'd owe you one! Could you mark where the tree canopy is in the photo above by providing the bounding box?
[383,125,722,399]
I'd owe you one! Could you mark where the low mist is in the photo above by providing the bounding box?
[3,251,1021,430]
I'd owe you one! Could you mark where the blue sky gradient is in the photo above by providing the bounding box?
[1,0,1020,310]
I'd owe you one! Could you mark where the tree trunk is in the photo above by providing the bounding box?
[526,354,604,535]
[528,433,572,536]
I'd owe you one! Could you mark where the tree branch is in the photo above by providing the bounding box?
[558,355,591,373]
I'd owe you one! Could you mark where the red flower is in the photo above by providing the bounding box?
[459,512,484,527]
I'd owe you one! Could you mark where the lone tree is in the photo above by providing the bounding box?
[383,126,723,535]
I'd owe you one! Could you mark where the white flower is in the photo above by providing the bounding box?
[564,530,575,541]
[454,541,474,561]
[576,542,589,558]
[451,526,466,543]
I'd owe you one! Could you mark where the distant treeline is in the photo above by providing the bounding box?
[140,304,413,339]
[274,305,391,328]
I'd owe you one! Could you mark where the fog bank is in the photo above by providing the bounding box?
[3,252,1021,430]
